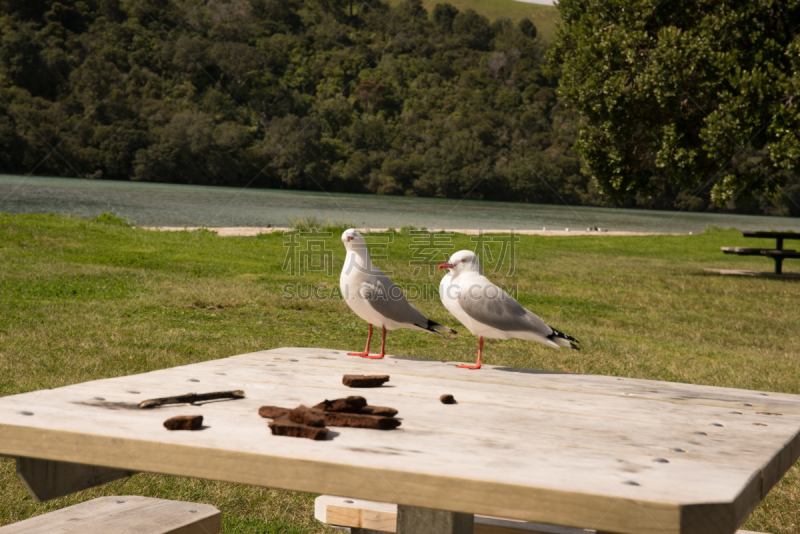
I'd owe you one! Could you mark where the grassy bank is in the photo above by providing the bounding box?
[404,0,561,41]
[1,213,799,533]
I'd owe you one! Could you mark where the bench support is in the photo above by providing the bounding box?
[396,505,473,534]
[16,457,136,502]
[316,495,769,534]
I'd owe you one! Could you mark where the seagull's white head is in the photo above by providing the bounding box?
[438,249,482,275]
[342,228,367,252]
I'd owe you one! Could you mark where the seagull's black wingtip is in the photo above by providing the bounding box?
[549,328,580,349]
[427,320,458,337]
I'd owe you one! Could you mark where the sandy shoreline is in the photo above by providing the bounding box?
[141,226,685,237]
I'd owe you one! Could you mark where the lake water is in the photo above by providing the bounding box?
[1,174,798,233]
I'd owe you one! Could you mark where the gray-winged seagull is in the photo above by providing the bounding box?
[438,249,579,369]
[340,229,457,359]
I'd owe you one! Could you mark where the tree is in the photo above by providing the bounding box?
[133,111,255,186]
[452,9,494,51]
[549,0,800,211]
[518,18,536,40]
[258,114,336,190]
[432,3,458,33]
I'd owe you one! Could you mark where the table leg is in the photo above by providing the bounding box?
[15,456,135,502]
[396,505,473,534]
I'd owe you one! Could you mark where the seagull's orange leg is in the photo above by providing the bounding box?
[365,326,387,359]
[458,336,483,370]
[348,324,373,357]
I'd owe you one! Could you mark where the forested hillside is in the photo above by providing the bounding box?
[1,0,593,205]
[0,0,796,214]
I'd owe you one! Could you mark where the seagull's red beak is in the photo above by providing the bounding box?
[438,262,454,270]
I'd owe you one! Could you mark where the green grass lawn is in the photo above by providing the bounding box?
[1,213,799,533]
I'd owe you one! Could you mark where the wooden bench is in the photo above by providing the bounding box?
[721,231,800,274]
[0,496,221,534]
[314,495,769,534]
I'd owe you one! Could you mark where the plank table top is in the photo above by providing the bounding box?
[1,347,799,534]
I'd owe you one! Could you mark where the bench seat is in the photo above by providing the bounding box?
[721,246,800,274]
[0,496,221,534]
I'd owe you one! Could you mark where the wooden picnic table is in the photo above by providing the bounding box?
[723,231,800,274]
[2,347,800,534]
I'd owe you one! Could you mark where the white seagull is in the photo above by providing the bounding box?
[340,229,457,358]
[438,250,579,369]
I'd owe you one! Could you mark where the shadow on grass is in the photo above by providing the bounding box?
[696,269,800,281]
[223,516,310,534]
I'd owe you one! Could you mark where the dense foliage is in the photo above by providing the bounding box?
[0,0,595,205]
[2,0,798,215]
[550,0,800,216]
